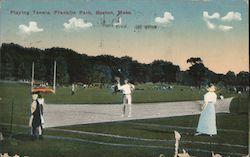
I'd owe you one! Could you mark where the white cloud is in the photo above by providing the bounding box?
[18,21,43,35]
[203,11,220,20]
[64,17,92,30]
[155,12,174,24]
[205,20,216,30]
[202,11,241,32]
[203,11,218,30]
[221,12,242,21]
[218,25,233,31]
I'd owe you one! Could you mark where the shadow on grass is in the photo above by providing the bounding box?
[12,134,31,140]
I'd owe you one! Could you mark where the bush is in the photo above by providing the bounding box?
[229,94,249,114]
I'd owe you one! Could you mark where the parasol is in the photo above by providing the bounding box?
[32,87,55,93]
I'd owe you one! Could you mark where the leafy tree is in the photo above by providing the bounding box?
[186,57,203,65]
[17,63,27,80]
[35,60,47,81]
[56,57,70,85]
[129,61,150,83]
[91,64,112,84]
[119,56,133,80]
[176,71,195,85]
[236,71,249,86]
[187,58,208,88]
[2,53,15,79]
[224,71,236,87]
[1,43,247,87]
[211,73,224,85]
[151,60,166,83]
[151,60,180,83]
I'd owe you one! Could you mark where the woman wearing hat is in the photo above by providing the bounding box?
[195,84,217,136]
[30,93,43,139]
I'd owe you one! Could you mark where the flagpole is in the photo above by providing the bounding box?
[53,61,56,93]
[31,62,34,92]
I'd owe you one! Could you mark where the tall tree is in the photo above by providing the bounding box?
[56,56,70,85]
[90,64,112,84]
[129,61,150,83]
[151,60,166,83]
[35,60,47,81]
[187,57,208,88]
[236,71,249,86]
[119,56,133,80]
[151,60,180,83]
[224,71,236,87]
[186,57,203,65]
[17,63,27,80]
[1,43,247,87]
[2,53,15,79]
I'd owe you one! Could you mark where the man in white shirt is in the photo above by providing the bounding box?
[116,77,135,117]
[71,84,75,95]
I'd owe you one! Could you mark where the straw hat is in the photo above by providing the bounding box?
[32,94,38,100]
[207,85,216,92]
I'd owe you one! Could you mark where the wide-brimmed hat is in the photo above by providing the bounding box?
[32,94,38,100]
[207,85,216,92]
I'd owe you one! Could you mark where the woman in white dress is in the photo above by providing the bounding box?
[196,85,217,136]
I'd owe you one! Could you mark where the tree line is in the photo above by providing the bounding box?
[0,43,249,89]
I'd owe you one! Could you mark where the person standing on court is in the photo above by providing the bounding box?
[37,93,45,137]
[115,77,135,117]
[195,84,217,136]
[71,83,75,95]
[30,93,43,139]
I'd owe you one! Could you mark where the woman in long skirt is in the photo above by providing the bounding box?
[196,85,217,136]
[30,94,42,139]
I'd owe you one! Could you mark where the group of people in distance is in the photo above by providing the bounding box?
[29,76,220,139]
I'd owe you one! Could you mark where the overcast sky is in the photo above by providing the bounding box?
[0,0,249,74]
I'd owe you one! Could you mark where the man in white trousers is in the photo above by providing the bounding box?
[116,77,135,117]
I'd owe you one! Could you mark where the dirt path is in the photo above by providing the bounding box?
[43,98,233,128]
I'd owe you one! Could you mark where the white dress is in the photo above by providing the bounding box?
[196,92,217,135]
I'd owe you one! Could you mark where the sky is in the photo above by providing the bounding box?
[0,0,249,74]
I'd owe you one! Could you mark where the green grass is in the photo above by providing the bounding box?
[0,82,239,125]
[0,83,31,125]
[1,137,167,157]
[44,84,237,104]
[0,82,248,157]
[230,94,249,114]
[0,114,248,157]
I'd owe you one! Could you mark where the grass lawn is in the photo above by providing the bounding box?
[44,83,237,104]
[0,82,248,157]
[0,82,237,124]
[0,114,248,157]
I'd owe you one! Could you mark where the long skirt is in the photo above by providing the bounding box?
[196,102,217,135]
[32,115,42,136]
